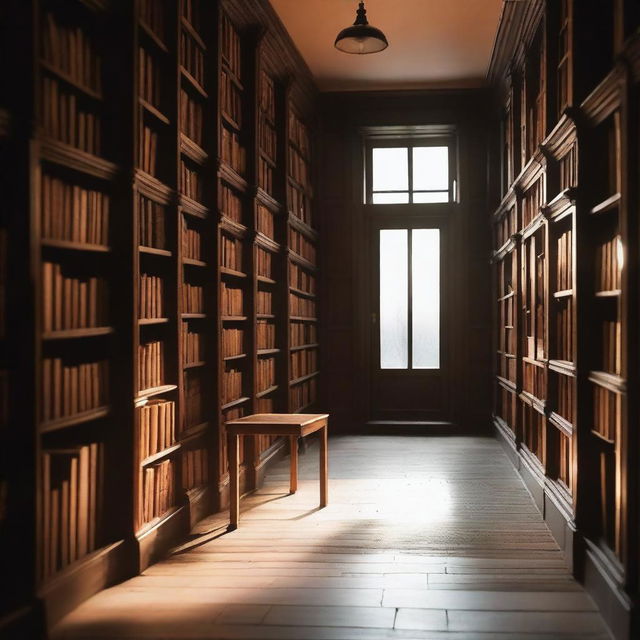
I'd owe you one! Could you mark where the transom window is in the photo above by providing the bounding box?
[366,142,453,204]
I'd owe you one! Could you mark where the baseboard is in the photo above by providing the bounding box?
[185,484,213,530]
[38,539,130,628]
[494,418,634,640]
[136,505,188,572]
[584,539,633,640]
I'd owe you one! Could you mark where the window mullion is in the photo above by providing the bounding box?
[408,228,413,370]
[408,147,413,204]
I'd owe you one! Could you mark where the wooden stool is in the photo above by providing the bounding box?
[225,413,329,528]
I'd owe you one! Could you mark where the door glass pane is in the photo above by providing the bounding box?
[373,148,408,192]
[372,192,410,204]
[413,191,448,203]
[413,146,448,192]
[380,229,408,369]
[412,229,440,368]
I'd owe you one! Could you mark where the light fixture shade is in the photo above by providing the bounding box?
[334,2,388,55]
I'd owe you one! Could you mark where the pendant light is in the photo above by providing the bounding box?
[334,1,389,55]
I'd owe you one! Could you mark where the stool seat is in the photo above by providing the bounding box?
[225,413,329,528]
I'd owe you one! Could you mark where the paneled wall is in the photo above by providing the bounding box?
[488,2,640,638]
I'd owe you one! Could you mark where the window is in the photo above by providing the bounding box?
[367,143,453,204]
[379,228,440,369]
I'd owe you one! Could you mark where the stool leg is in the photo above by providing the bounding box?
[289,436,298,493]
[319,424,328,508]
[229,434,239,529]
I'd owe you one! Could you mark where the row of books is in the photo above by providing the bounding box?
[141,459,175,525]
[556,374,575,424]
[182,282,204,314]
[41,443,101,580]
[182,220,202,261]
[180,159,202,202]
[182,447,208,491]
[138,399,175,460]
[42,263,107,332]
[256,248,273,279]
[41,175,109,246]
[221,234,242,271]
[289,377,317,411]
[259,120,277,160]
[257,320,275,350]
[42,78,101,155]
[287,184,312,225]
[290,321,317,347]
[258,157,274,197]
[221,127,246,176]
[601,319,621,375]
[557,430,571,489]
[522,178,543,228]
[595,235,622,292]
[180,89,203,146]
[289,227,316,263]
[180,31,205,88]
[222,367,243,404]
[497,385,516,432]
[289,295,316,318]
[221,284,243,316]
[222,327,244,357]
[184,369,205,427]
[139,46,161,109]
[139,273,164,319]
[220,13,241,77]
[256,357,276,392]
[288,149,310,188]
[593,384,620,442]
[290,348,318,379]
[220,70,242,128]
[256,205,275,239]
[139,194,166,249]
[556,229,573,291]
[289,263,316,294]
[182,323,205,365]
[219,184,242,223]
[139,0,165,40]
[138,340,164,391]
[522,360,546,400]
[288,111,310,156]
[524,91,545,160]
[220,406,246,473]
[259,72,276,122]
[559,144,577,192]
[496,254,514,297]
[555,300,573,362]
[139,124,159,175]
[42,359,108,423]
[254,398,275,415]
[494,207,516,250]
[523,403,544,459]
[42,13,102,94]
[256,290,272,315]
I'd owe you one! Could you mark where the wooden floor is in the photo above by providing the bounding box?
[53,436,611,639]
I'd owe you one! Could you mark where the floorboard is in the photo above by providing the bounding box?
[52,435,611,639]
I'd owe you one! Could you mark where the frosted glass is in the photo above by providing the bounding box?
[373,148,408,192]
[380,230,408,369]
[412,229,440,369]
[372,192,410,204]
[413,146,448,191]
[413,191,448,203]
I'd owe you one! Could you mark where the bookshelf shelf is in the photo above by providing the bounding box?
[223,353,247,361]
[43,327,113,340]
[183,361,206,370]
[590,192,621,215]
[139,246,172,257]
[256,313,275,320]
[181,313,206,319]
[221,396,250,411]
[138,318,170,326]
[290,316,318,322]
[140,443,181,468]
[588,370,626,393]
[221,316,247,322]
[221,110,241,132]
[139,99,170,125]
[180,66,207,98]
[256,385,278,399]
[553,289,574,299]
[257,348,280,356]
[217,162,248,192]
[180,135,207,165]
[41,138,119,180]
[41,239,110,253]
[257,275,276,285]
[135,385,178,404]
[220,266,247,279]
[289,371,320,387]
[290,343,319,352]
[183,257,207,268]
[289,286,315,299]
[179,421,209,442]
[180,16,206,50]
[138,21,169,54]
[287,250,317,272]
[40,406,110,434]
[595,289,622,298]
[40,60,102,101]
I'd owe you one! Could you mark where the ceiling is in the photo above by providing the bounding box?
[268,0,504,92]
